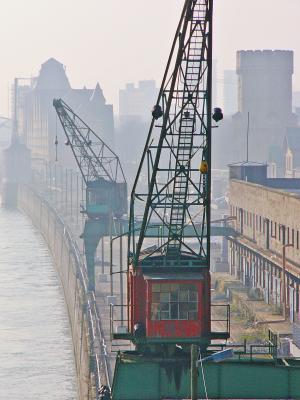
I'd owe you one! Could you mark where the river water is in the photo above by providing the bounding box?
[0,208,77,399]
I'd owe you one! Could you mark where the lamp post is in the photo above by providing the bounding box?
[191,345,198,400]
[282,243,293,320]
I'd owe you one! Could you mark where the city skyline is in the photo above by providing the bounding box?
[1,3,300,397]
[1,0,300,116]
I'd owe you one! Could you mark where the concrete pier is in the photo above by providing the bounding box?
[18,185,95,399]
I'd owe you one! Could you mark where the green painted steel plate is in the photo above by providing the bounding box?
[117,220,237,238]
[111,352,300,400]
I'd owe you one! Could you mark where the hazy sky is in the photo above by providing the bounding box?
[1,0,300,116]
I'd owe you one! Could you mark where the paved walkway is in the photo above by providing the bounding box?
[213,272,293,337]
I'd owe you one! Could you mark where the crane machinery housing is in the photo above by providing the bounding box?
[53,99,127,291]
[109,1,300,399]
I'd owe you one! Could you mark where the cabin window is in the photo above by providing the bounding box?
[151,283,198,321]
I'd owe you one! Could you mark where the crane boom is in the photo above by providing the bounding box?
[129,0,213,267]
[53,98,125,185]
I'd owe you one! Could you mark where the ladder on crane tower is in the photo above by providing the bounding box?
[167,2,209,256]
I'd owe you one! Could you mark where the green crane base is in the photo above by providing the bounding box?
[82,219,109,291]
[111,351,300,400]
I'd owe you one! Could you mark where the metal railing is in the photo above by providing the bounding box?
[211,303,231,335]
[24,184,111,397]
[110,303,231,343]
[208,334,278,361]
[249,342,278,360]
[110,304,130,341]
[88,292,112,389]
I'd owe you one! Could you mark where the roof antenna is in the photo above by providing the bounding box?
[246,111,250,163]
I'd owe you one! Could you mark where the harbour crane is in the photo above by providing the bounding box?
[53,99,127,291]
[109,1,300,399]
[113,0,226,350]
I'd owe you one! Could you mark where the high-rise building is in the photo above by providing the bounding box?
[212,59,218,109]
[233,50,296,163]
[19,58,114,166]
[117,80,158,182]
[223,70,238,116]
[292,91,300,121]
[119,80,158,122]
[292,91,300,110]
[0,117,12,148]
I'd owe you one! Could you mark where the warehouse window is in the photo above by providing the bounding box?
[279,225,281,241]
[297,231,299,250]
[271,221,277,239]
[151,283,198,321]
[271,221,273,236]
[259,216,262,232]
[292,229,295,246]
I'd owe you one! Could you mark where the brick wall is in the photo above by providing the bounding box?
[229,179,300,265]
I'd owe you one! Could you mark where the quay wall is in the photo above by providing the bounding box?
[18,185,91,400]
